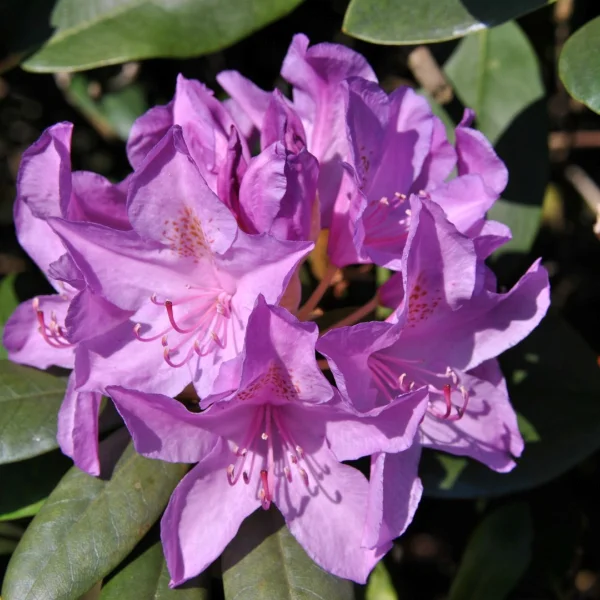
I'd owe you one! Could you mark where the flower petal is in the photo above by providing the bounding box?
[57,373,102,476]
[324,387,429,461]
[3,296,74,370]
[70,171,130,230]
[274,432,390,584]
[108,386,219,463]
[217,70,271,131]
[128,125,238,255]
[65,288,132,345]
[75,319,191,398]
[161,439,261,586]
[420,360,523,472]
[363,447,422,548]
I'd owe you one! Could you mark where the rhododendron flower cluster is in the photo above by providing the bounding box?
[4,34,549,586]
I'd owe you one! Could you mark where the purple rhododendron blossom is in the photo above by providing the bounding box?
[108,297,429,585]
[50,126,312,399]
[2,122,132,476]
[4,33,552,588]
[317,195,549,546]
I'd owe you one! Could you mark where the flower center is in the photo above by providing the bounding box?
[368,352,469,421]
[363,193,410,250]
[33,297,73,349]
[226,404,310,510]
[133,287,234,368]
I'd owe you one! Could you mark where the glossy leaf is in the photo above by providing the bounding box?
[222,508,355,600]
[0,522,23,556]
[0,361,67,463]
[448,503,532,600]
[0,274,18,360]
[22,0,304,72]
[365,562,398,600]
[101,543,210,599]
[0,449,71,521]
[2,440,187,600]
[422,315,600,498]
[559,16,600,115]
[343,0,556,45]
[62,74,147,141]
[445,21,548,256]
[0,274,18,325]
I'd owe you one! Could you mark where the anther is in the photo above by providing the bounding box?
[298,468,309,487]
[226,464,235,483]
[295,446,304,458]
[284,467,292,482]
[261,432,269,441]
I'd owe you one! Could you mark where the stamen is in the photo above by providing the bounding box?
[35,308,73,349]
[298,468,309,487]
[260,470,271,509]
[227,464,235,484]
[165,300,199,334]
[163,346,195,368]
[134,323,170,342]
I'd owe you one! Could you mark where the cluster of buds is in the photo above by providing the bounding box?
[4,35,549,585]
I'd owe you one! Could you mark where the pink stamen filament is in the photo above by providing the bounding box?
[165,299,214,334]
[322,294,379,333]
[297,264,339,321]
[35,308,73,349]
[135,289,235,368]
[226,405,313,506]
[370,353,469,420]
[428,384,470,421]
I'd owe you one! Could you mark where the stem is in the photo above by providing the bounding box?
[322,295,379,334]
[296,264,339,320]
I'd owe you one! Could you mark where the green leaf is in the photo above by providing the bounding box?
[559,16,600,115]
[0,361,67,464]
[101,543,210,599]
[0,274,18,359]
[448,503,532,600]
[222,508,355,600]
[0,522,23,556]
[342,0,556,45]
[445,21,548,256]
[22,0,304,72]
[0,449,71,521]
[62,74,147,141]
[0,274,18,324]
[422,315,600,498]
[2,440,187,600]
[365,562,398,600]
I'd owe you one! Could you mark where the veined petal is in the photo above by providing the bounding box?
[108,386,219,463]
[57,373,102,476]
[275,435,390,584]
[69,171,130,230]
[217,70,271,131]
[3,296,74,370]
[363,447,422,548]
[324,387,429,461]
[128,126,238,256]
[161,439,261,586]
[48,218,193,312]
[420,360,523,472]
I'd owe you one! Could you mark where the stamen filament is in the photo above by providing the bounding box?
[297,264,339,321]
[322,294,379,333]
